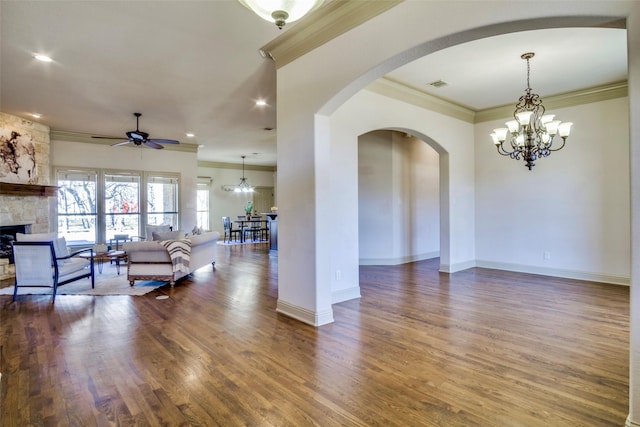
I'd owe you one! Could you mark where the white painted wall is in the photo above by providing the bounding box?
[358,130,440,265]
[197,165,276,234]
[475,97,630,284]
[51,140,198,232]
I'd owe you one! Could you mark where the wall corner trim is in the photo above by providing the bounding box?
[276,299,334,326]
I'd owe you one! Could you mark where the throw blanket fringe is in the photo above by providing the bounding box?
[161,239,192,274]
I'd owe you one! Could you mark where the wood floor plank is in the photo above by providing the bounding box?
[0,249,629,426]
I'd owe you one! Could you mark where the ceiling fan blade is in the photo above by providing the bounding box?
[144,140,164,149]
[93,135,125,140]
[148,138,180,144]
[111,140,131,147]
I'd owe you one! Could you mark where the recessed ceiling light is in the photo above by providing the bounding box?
[30,113,42,119]
[34,54,53,62]
[186,133,195,137]
[256,100,267,107]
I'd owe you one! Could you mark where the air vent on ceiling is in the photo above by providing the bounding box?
[428,80,448,88]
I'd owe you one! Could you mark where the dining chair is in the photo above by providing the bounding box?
[245,216,267,241]
[222,216,241,243]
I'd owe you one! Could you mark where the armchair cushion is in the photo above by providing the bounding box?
[16,232,69,266]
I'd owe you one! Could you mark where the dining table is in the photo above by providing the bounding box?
[233,218,268,243]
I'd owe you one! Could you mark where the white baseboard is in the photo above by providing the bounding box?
[439,259,476,273]
[475,260,630,286]
[359,251,439,266]
[332,285,361,304]
[626,415,640,427]
[276,299,334,326]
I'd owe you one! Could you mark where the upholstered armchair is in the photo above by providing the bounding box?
[12,235,94,302]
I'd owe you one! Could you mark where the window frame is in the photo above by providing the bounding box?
[55,167,180,245]
[196,179,211,231]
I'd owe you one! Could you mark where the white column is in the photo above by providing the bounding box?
[627,4,640,425]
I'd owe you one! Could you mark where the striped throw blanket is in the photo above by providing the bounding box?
[161,239,192,274]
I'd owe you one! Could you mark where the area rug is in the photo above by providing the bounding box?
[0,265,168,297]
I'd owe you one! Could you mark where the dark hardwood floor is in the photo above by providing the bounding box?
[0,245,629,426]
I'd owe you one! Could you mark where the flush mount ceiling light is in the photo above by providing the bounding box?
[235,156,254,193]
[490,52,573,170]
[238,0,324,29]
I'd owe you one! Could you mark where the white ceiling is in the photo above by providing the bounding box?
[385,27,628,111]
[0,2,628,167]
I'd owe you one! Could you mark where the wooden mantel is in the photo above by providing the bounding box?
[0,182,58,197]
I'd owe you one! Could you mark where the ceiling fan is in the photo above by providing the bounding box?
[92,112,180,149]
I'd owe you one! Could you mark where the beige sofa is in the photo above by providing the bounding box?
[122,231,219,287]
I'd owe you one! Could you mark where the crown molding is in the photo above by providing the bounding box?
[50,130,198,153]
[260,0,403,68]
[367,78,476,123]
[198,160,276,172]
[367,78,628,124]
[475,80,628,123]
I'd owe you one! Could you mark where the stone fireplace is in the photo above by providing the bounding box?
[0,224,32,263]
[0,112,54,280]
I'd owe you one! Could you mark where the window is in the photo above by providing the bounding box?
[147,175,179,229]
[197,182,210,230]
[56,168,180,245]
[105,172,140,242]
[57,170,98,244]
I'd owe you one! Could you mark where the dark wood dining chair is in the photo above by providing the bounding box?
[222,216,241,243]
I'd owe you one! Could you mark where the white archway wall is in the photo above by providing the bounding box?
[275,2,639,422]
[327,89,475,305]
[276,0,637,306]
[358,131,440,265]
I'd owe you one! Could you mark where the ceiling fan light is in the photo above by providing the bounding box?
[239,0,324,28]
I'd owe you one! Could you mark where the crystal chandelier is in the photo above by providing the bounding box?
[490,53,573,170]
[238,0,324,29]
[235,156,254,193]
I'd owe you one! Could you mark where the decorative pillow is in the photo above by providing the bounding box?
[191,225,203,236]
[152,230,182,241]
[146,224,172,241]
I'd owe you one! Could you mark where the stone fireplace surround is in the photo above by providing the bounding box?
[0,112,54,281]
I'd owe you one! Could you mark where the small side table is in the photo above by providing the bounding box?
[107,250,127,275]
[79,250,126,274]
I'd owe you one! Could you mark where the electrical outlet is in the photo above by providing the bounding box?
[544,251,551,260]
[335,270,341,281]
